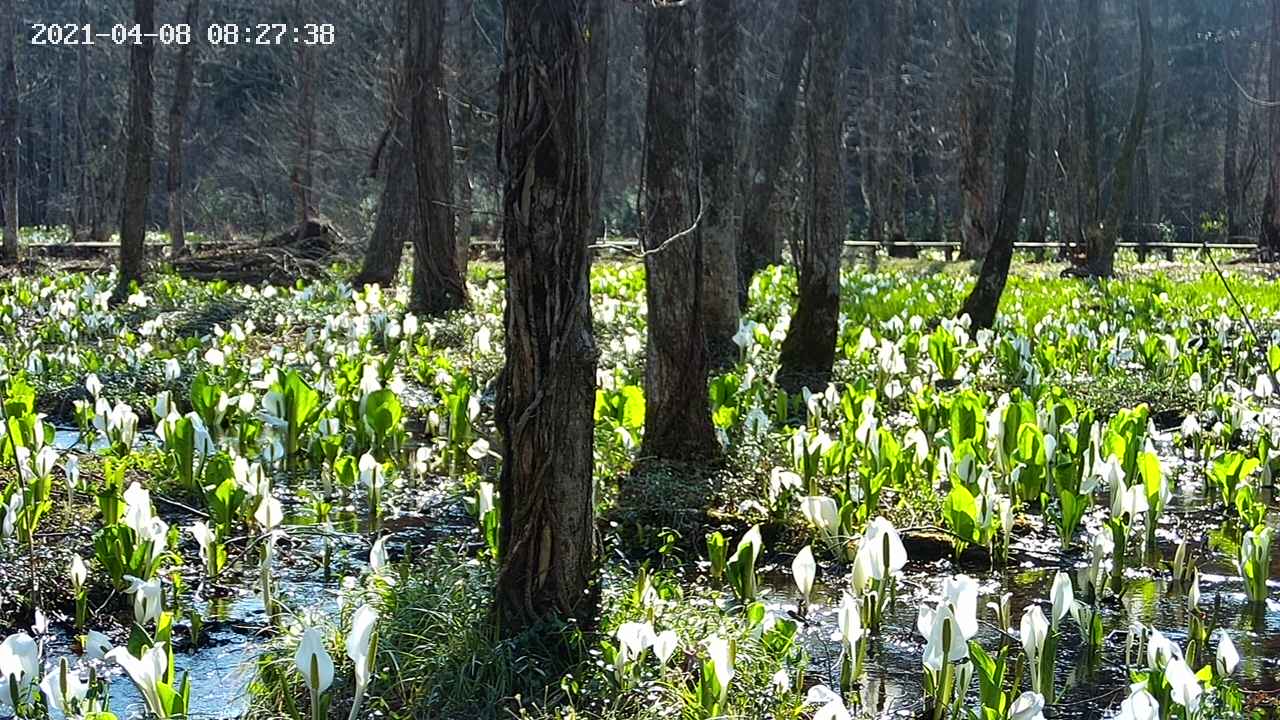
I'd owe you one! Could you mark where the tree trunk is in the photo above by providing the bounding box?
[354,109,418,288]
[1225,40,1244,243]
[495,0,598,634]
[1081,0,1101,228]
[452,0,482,274]
[884,0,914,258]
[167,0,201,255]
[955,0,996,260]
[409,0,467,315]
[587,0,610,240]
[1089,0,1152,277]
[641,2,720,463]
[699,0,743,368]
[778,0,848,392]
[960,0,1039,329]
[291,0,317,225]
[115,0,157,301]
[1261,0,1280,258]
[738,7,812,303]
[0,0,18,263]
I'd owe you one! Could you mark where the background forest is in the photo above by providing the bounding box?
[1,0,1276,261]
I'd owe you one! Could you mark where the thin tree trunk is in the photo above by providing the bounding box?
[699,0,743,367]
[641,2,719,463]
[738,7,812,303]
[1089,0,1152,277]
[587,0,610,240]
[1082,0,1101,227]
[955,0,996,260]
[0,0,18,263]
[453,0,481,274]
[495,0,598,634]
[1261,0,1280,258]
[778,0,848,392]
[409,0,467,315]
[167,0,201,255]
[291,1,317,224]
[115,0,156,301]
[354,109,417,287]
[884,0,914,258]
[960,0,1039,329]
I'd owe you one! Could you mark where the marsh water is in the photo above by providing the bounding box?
[42,426,1279,719]
[762,430,1280,718]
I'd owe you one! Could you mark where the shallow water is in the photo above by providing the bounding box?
[758,433,1280,719]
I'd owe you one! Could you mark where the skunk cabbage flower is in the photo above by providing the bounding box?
[0,632,39,711]
[615,622,657,664]
[1165,657,1202,711]
[853,517,907,590]
[345,604,379,720]
[653,630,679,666]
[792,546,816,604]
[39,657,88,716]
[1115,687,1159,720]
[124,575,163,626]
[1216,631,1240,677]
[294,628,335,694]
[107,644,167,717]
[1050,572,1073,629]
[1020,605,1049,685]
[1009,691,1046,720]
[69,555,88,591]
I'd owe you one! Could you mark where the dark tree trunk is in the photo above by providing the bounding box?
[409,0,468,315]
[167,0,201,255]
[960,0,1039,329]
[115,0,157,300]
[738,7,812,303]
[699,0,743,367]
[587,0,610,240]
[495,0,598,633]
[1262,0,1280,258]
[1089,0,1153,277]
[955,0,996,260]
[640,2,720,462]
[355,108,418,288]
[1,0,18,263]
[778,0,848,392]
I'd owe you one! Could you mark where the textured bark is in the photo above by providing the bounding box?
[409,0,468,315]
[166,0,200,255]
[495,0,598,633]
[955,0,996,260]
[1262,0,1280,258]
[777,0,849,392]
[641,3,720,462]
[587,0,610,240]
[960,0,1039,329]
[0,0,18,263]
[1081,0,1101,225]
[1088,0,1152,277]
[739,7,812,302]
[699,0,742,367]
[115,0,157,300]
